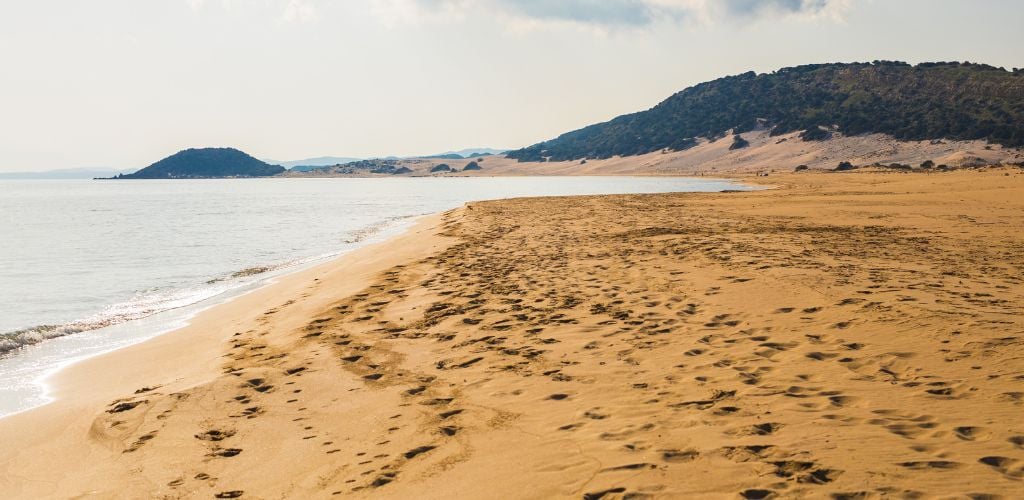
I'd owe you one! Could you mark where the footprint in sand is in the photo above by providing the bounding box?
[769,460,841,484]
[106,400,147,413]
[978,456,1024,479]
[897,460,961,470]
[739,488,776,499]
[727,422,782,436]
[403,445,437,459]
[195,429,236,442]
[582,487,626,500]
[953,426,991,441]
[208,447,243,458]
[660,449,699,463]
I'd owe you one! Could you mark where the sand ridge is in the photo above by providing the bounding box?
[283,132,1024,177]
[1,169,1023,498]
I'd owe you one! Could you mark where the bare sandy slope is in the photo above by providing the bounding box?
[288,132,1023,177]
[2,169,1024,499]
[468,132,1022,176]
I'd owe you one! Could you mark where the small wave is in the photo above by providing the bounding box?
[0,214,423,358]
[342,214,421,244]
[0,283,234,357]
[207,265,276,284]
[0,324,88,356]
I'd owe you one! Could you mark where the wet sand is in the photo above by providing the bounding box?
[1,169,1022,498]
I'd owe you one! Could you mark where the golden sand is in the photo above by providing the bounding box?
[1,169,1023,498]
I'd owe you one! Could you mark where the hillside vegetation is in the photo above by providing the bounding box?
[119,148,284,179]
[507,62,1024,162]
[300,159,415,175]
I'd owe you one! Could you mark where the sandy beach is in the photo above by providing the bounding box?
[1,169,1023,498]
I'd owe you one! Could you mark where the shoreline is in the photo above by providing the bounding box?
[1,174,758,419]
[0,176,754,386]
[0,211,452,496]
[1,169,1021,498]
[0,213,423,419]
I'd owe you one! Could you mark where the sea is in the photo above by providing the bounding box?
[0,176,754,417]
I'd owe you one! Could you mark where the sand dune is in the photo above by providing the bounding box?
[1,169,1023,498]
[290,132,1023,177]
[469,132,1022,176]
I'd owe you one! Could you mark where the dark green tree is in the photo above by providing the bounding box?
[729,135,750,150]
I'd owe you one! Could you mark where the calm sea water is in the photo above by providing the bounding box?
[0,176,753,417]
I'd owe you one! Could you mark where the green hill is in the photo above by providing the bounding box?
[301,159,413,175]
[119,148,285,179]
[507,61,1024,162]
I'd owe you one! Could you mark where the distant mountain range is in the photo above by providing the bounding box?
[507,61,1024,162]
[424,148,507,159]
[115,148,285,179]
[265,156,362,169]
[0,168,132,180]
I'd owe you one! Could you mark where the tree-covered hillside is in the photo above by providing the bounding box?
[305,159,413,175]
[119,148,285,178]
[507,62,1024,162]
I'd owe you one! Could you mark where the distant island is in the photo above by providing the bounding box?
[111,148,285,179]
[101,147,507,179]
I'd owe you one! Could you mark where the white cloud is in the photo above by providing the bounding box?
[368,0,476,28]
[281,0,318,23]
[184,0,318,23]
[185,0,850,30]
[369,0,853,30]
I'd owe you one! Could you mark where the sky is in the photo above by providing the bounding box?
[1,0,1022,171]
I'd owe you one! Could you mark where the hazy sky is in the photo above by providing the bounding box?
[1,0,1022,171]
